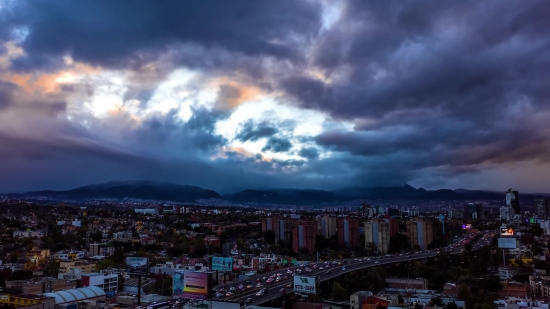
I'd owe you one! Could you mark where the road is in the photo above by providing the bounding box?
[224,247,464,306]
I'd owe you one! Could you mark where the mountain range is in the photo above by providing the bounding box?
[7,180,548,206]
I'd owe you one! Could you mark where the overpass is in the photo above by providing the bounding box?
[229,247,465,306]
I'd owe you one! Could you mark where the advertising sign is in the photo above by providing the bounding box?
[212,257,233,272]
[293,275,316,294]
[498,237,517,249]
[501,227,514,236]
[462,224,472,230]
[126,257,149,275]
[173,270,212,300]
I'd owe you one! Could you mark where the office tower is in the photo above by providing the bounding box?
[535,199,549,219]
[337,217,360,248]
[500,206,511,221]
[506,188,520,215]
[406,219,433,251]
[463,203,483,220]
[316,215,337,239]
[364,219,390,254]
[292,219,317,254]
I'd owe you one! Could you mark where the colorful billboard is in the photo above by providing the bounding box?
[501,227,514,236]
[126,257,149,275]
[462,224,472,230]
[212,257,233,272]
[173,270,212,300]
[293,275,316,294]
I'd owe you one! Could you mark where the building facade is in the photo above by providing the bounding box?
[337,217,360,248]
[316,215,337,239]
[406,219,433,250]
[364,219,390,254]
[292,219,317,254]
[506,189,521,215]
[89,243,115,256]
[536,199,549,219]
[463,203,483,220]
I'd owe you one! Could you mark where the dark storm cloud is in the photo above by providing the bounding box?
[2,0,321,71]
[235,120,278,142]
[262,137,292,153]
[298,147,319,160]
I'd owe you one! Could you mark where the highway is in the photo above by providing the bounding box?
[224,247,465,306]
[211,230,491,307]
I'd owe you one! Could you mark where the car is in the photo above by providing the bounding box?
[276,277,281,282]
[341,266,346,271]
[286,283,292,288]
[287,270,293,274]
[279,288,286,293]
[246,284,253,289]
[374,261,379,264]
[325,270,331,274]
[256,289,266,296]
[319,267,324,270]
[353,258,358,261]
[215,293,224,299]
[256,283,262,287]
[229,287,236,292]
[262,276,267,280]
[226,292,233,297]
[245,298,252,304]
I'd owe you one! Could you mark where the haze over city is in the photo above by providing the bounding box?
[1,1,550,194]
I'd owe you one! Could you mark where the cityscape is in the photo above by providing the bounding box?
[2,1,550,309]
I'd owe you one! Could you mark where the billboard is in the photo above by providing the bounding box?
[462,224,472,230]
[498,237,517,249]
[126,257,149,275]
[212,257,233,272]
[501,227,514,236]
[293,275,316,294]
[173,270,212,300]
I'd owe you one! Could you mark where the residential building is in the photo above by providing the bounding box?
[337,217,360,248]
[536,199,549,219]
[5,278,77,294]
[25,247,50,265]
[499,282,532,298]
[316,215,337,239]
[292,219,317,254]
[81,272,118,293]
[499,267,518,280]
[406,218,433,250]
[12,230,44,238]
[134,208,158,215]
[274,218,294,242]
[350,291,373,309]
[0,294,55,309]
[89,243,115,256]
[463,203,483,220]
[364,219,390,254]
[59,260,97,274]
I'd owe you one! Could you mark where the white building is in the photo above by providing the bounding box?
[501,206,511,221]
[81,272,118,293]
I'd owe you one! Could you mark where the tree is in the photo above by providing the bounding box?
[330,282,349,300]
[429,296,444,307]
[445,302,459,309]
[96,259,115,271]
[263,230,275,245]
[365,242,378,256]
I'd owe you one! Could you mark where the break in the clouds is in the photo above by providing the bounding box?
[1,0,550,193]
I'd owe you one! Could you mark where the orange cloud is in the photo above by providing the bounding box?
[209,77,263,109]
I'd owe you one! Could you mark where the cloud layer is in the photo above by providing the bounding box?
[1,0,550,193]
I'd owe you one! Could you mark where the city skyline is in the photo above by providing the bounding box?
[1,1,550,193]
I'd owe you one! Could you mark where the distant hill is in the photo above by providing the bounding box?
[20,180,221,202]
[11,181,548,206]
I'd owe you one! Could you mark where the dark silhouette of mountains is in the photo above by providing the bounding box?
[15,180,547,205]
[21,180,220,202]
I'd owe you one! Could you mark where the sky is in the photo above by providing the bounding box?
[1,0,550,194]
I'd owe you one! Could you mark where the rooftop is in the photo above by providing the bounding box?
[43,286,106,304]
